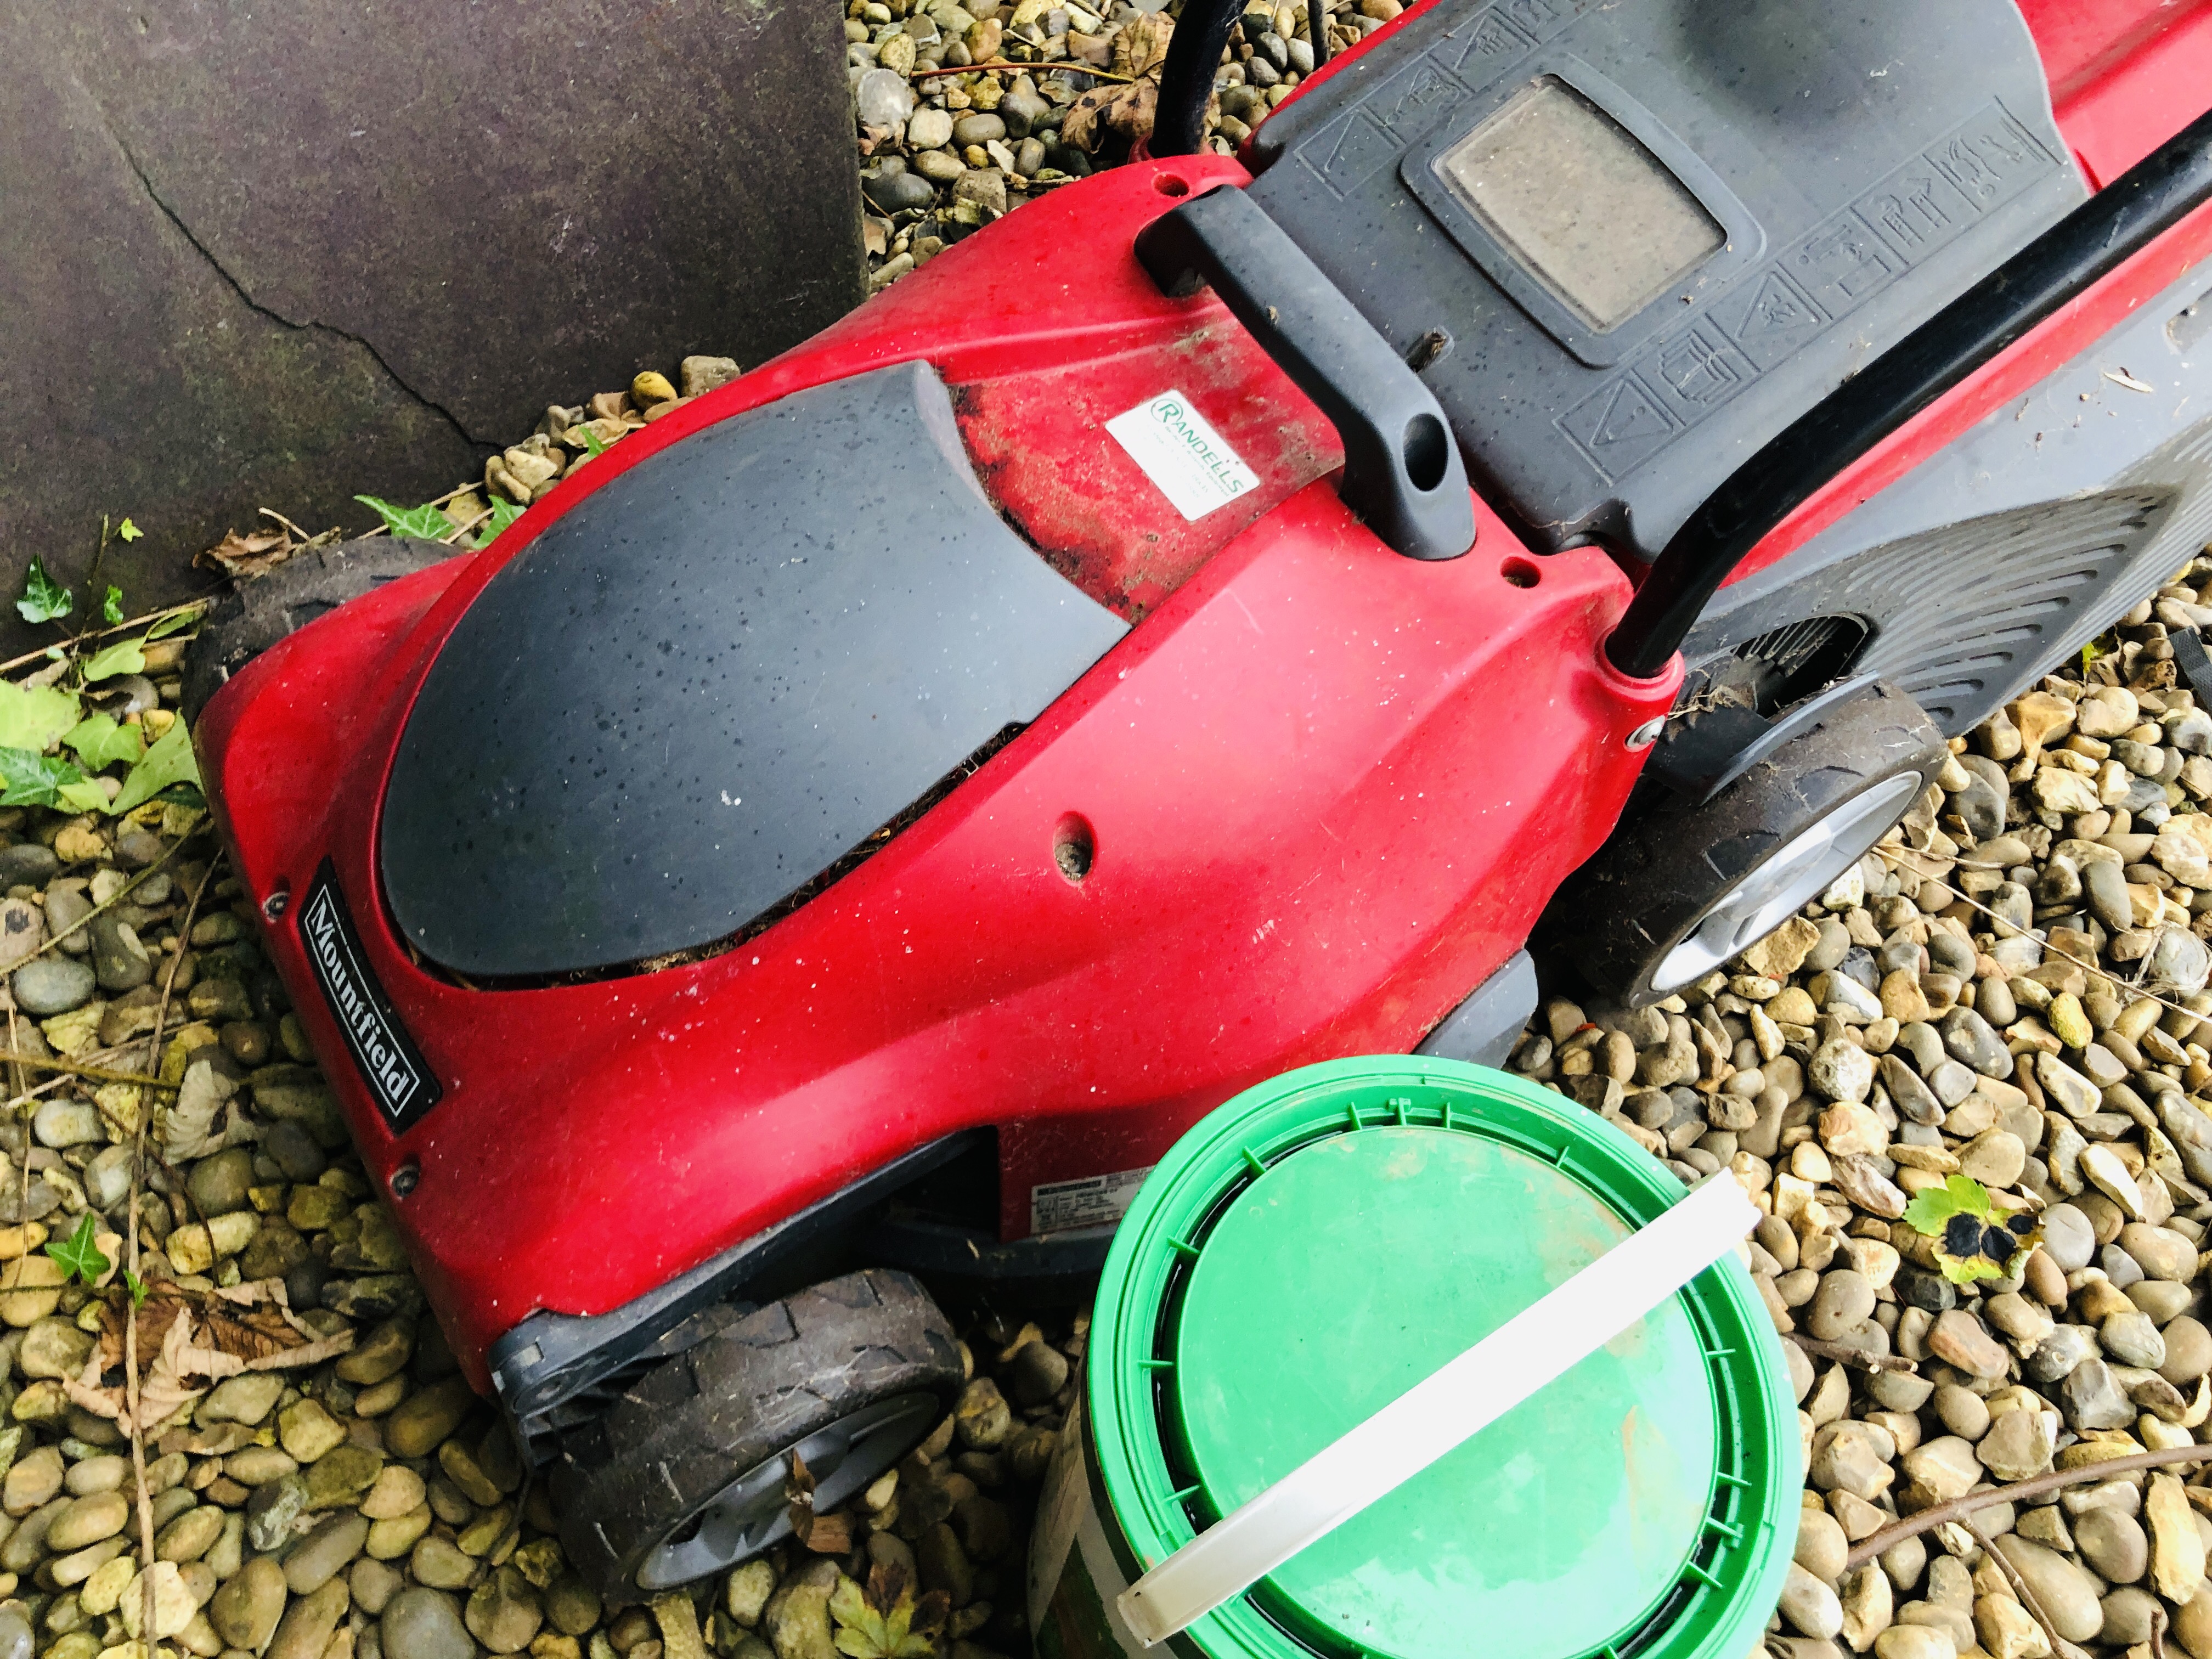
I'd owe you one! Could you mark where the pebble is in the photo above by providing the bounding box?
[12,956,94,1015]
[385,1587,476,1659]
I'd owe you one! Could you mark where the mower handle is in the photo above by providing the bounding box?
[1135,185,1476,562]
[1605,105,2212,681]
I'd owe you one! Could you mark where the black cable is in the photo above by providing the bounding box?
[1153,0,1243,156]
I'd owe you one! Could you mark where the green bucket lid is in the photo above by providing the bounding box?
[1087,1058,1798,1659]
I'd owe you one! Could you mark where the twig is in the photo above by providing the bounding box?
[23,824,203,964]
[127,853,217,1654]
[1845,1444,2212,1568]
[438,508,492,546]
[909,58,1137,81]
[1966,1513,2086,1659]
[1785,1333,1917,1373]
[0,600,212,679]
[0,1053,181,1093]
[1872,839,2207,1022]
[2154,1605,2172,1659]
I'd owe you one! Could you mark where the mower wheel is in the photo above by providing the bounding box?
[551,1268,962,1597]
[180,534,460,722]
[1550,681,1946,1008]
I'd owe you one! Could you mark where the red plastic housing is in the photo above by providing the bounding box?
[197,158,1677,1384]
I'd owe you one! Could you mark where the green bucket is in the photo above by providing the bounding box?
[1026,1057,1799,1659]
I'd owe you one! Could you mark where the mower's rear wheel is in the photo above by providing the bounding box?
[180,535,460,722]
[551,1268,963,1599]
[1549,681,1947,1008]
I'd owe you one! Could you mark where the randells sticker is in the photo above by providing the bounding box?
[300,863,443,1130]
[1106,390,1261,522]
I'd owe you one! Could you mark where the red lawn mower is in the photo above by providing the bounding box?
[188,0,2212,1600]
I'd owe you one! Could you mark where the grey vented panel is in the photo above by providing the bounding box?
[1245,0,2086,558]
[380,361,1129,979]
[1687,258,2212,737]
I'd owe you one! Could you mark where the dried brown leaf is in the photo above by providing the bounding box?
[1112,10,1172,76]
[194,528,292,578]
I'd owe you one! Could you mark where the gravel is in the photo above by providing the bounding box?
[1511,559,2212,1656]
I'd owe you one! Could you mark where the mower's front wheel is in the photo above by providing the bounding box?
[1549,681,1947,1008]
[551,1268,963,1599]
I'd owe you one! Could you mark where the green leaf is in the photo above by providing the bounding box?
[117,517,143,543]
[0,747,90,809]
[1900,1172,1993,1237]
[0,681,83,753]
[44,1214,108,1286]
[16,559,71,625]
[82,637,147,682]
[111,721,200,815]
[64,714,145,771]
[580,424,611,458]
[354,494,454,541]
[55,781,112,814]
[125,1270,149,1308]
[472,498,527,551]
[100,585,124,626]
[830,1579,892,1659]
[144,606,204,642]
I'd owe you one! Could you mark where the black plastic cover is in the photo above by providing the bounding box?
[1245,0,2087,558]
[381,361,1128,979]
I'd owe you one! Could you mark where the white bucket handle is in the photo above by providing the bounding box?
[1115,1171,1759,1647]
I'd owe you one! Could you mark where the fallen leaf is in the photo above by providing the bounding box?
[2106,369,2155,393]
[195,528,292,578]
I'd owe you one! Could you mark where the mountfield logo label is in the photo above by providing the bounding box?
[299,864,442,1130]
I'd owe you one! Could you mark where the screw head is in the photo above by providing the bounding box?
[1626,718,1667,751]
[262,890,289,921]
[390,1161,421,1199]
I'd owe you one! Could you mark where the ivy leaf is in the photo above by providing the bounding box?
[117,517,144,543]
[16,559,71,625]
[0,681,83,753]
[144,607,204,642]
[354,494,454,541]
[56,781,113,814]
[63,714,145,771]
[0,747,91,809]
[472,498,527,551]
[101,585,125,626]
[831,1578,891,1659]
[44,1214,109,1286]
[1900,1172,1993,1238]
[111,721,200,815]
[82,638,148,682]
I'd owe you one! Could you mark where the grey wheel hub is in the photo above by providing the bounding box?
[636,1390,940,1590]
[1651,772,1922,995]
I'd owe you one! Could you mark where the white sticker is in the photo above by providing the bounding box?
[1030,1166,1154,1235]
[1106,391,1260,521]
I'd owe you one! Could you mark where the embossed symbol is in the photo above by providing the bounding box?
[1370,59,1465,137]
[1306,110,1401,195]
[1441,8,1534,72]
[1793,222,1895,312]
[1560,374,1679,477]
[1934,119,2039,205]
[1653,329,1740,409]
[1717,270,1826,370]
[1867,174,1954,251]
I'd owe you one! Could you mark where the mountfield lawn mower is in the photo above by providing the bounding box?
[188,0,2212,1602]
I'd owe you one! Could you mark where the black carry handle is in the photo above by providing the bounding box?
[1135,186,1476,562]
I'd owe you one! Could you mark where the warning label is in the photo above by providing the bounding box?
[1030,1166,1154,1236]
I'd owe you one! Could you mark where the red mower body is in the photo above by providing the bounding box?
[194,0,2212,1460]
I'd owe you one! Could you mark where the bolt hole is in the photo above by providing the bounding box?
[390,1160,421,1199]
[1053,814,1096,883]
[1401,413,1448,492]
[262,884,290,922]
[1154,173,1191,197]
[1501,558,1540,589]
